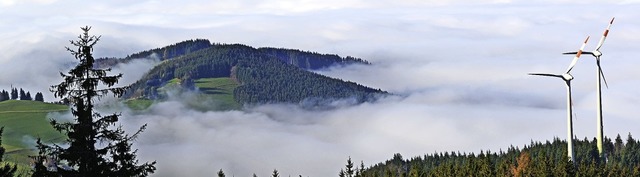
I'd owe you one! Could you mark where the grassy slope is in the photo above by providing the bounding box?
[193,77,240,110]
[124,77,240,111]
[0,100,67,165]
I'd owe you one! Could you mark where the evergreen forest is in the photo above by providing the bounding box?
[356,134,640,177]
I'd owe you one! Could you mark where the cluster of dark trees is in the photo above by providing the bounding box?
[0,88,44,102]
[357,134,640,177]
[125,43,384,105]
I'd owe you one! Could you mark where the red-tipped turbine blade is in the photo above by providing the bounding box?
[566,36,590,73]
[595,17,615,51]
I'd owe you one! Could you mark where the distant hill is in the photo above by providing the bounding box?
[96,39,370,70]
[110,40,385,108]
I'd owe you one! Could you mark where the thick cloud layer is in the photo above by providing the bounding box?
[4,0,640,176]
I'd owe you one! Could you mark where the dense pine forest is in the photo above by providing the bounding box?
[355,134,640,177]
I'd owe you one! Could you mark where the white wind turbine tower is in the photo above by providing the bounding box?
[530,36,590,163]
[563,18,614,159]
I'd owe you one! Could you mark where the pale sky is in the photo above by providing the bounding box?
[2,1,640,176]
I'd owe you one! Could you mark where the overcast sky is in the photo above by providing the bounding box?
[3,0,640,176]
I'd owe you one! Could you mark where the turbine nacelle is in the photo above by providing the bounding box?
[562,73,574,81]
[591,50,603,58]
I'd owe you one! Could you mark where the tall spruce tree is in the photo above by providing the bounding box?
[32,26,155,177]
[0,127,17,177]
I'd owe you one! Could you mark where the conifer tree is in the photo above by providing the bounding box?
[345,156,354,177]
[32,26,155,177]
[10,88,17,100]
[35,92,45,102]
[217,169,225,177]
[272,169,280,177]
[19,88,26,100]
[0,127,17,177]
[0,90,7,101]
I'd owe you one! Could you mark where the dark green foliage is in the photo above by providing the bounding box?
[233,47,384,105]
[258,47,370,70]
[18,88,25,100]
[0,90,8,102]
[360,135,640,177]
[0,127,17,177]
[35,92,44,102]
[32,26,155,177]
[272,169,280,177]
[217,169,225,177]
[344,157,355,177]
[125,44,385,105]
[10,88,17,100]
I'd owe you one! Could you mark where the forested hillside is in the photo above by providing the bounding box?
[122,42,385,105]
[358,134,640,177]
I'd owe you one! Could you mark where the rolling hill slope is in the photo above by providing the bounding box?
[0,100,67,163]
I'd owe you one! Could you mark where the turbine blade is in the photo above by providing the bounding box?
[599,66,610,89]
[568,83,577,121]
[563,51,593,55]
[528,73,563,78]
[595,17,614,51]
[566,36,590,73]
[572,98,577,121]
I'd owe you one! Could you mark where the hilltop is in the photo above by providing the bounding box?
[97,39,386,109]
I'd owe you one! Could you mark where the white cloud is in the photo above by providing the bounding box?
[2,0,640,176]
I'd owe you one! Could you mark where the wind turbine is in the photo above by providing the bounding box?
[563,17,614,158]
[530,36,590,163]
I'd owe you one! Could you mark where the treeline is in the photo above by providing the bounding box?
[125,43,385,105]
[358,134,640,177]
[258,47,370,70]
[94,39,212,68]
[0,88,44,102]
